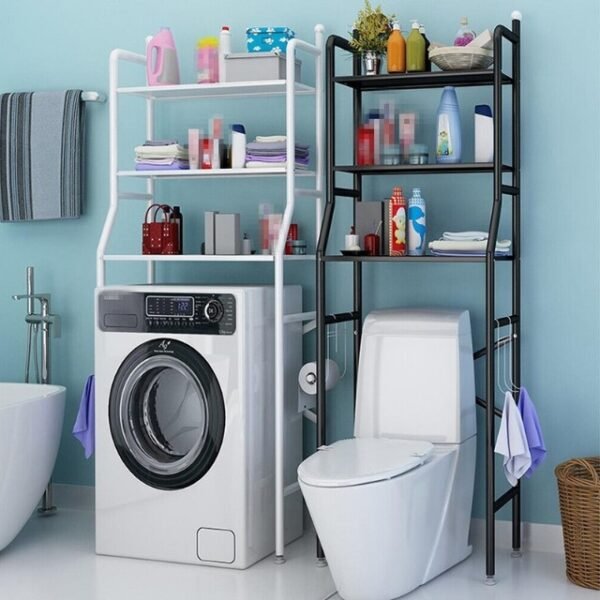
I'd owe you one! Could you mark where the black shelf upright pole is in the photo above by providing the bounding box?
[511,15,522,557]
[352,49,362,395]
[485,24,506,584]
[315,35,339,562]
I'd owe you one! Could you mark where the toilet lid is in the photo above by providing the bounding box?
[298,438,434,488]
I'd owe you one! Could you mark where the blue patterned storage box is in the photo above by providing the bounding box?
[246,27,295,53]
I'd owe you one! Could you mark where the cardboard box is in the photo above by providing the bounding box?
[204,211,218,255]
[215,213,241,255]
[246,26,295,53]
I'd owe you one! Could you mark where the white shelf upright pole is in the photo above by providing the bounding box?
[314,25,325,242]
[145,37,156,284]
[146,97,155,284]
[274,26,324,564]
[96,49,146,287]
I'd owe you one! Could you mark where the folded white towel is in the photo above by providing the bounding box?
[429,239,511,252]
[495,391,531,486]
[134,144,188,159]
[254,135,287,143]
[246,160,307,169]
[442,231,489,241]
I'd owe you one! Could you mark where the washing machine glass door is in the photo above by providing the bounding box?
[109,339,226,490]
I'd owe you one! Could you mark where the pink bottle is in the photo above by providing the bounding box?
[146,27,180,86]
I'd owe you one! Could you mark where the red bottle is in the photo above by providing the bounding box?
[357,126,375,165]
[388,187,407,256]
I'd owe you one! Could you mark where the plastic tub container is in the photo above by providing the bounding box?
[224,53,301,82]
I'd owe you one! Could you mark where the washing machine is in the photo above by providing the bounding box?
[95,285,304,568]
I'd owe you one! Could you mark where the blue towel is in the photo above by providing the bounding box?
[518,387,546,478]
[494,391,531,486]
[73,375,95,459]
[0,90,84,221]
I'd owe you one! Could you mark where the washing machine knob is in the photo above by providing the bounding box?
[204,299,224,323]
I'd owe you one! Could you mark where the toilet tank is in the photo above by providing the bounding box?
[354,309,476,444]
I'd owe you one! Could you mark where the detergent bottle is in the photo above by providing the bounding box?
[435,86,462,164]
[147,27,181,86]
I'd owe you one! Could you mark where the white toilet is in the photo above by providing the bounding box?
[298,309,477,600]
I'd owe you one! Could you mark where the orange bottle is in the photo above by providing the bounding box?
[387,22,406,73]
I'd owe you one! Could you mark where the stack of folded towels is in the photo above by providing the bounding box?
[245,135,309,168]
[429,231,512,256]
[135,140,189,171]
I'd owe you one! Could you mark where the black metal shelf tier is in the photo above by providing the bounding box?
[335,163,513,175]
[324,255,514,263]
[334,70,513,91]
[317,20,522,582]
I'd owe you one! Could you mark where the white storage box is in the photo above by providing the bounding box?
[224,52,301,83]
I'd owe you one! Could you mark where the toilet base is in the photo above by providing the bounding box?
[300,437,476,600]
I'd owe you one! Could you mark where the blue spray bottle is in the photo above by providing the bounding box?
[408,188,426,256]
[435,86,462,164]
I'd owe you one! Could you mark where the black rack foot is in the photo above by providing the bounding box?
[511,549,523,558]
[484,576,497,586]
[274,555,286,565]
[316,557,328,568]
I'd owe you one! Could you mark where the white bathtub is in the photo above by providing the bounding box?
[0,383,65,552]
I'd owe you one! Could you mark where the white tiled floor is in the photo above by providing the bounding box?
[0,508,596,600]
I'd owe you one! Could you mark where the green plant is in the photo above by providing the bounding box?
[350,0,394,55]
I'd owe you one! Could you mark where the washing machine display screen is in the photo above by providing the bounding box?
[146,296,194,318]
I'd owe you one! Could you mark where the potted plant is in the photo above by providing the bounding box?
[350,0,394,75]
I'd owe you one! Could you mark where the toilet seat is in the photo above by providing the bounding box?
[297,438,434,488]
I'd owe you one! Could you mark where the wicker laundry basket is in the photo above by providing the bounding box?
[555,457,600,590]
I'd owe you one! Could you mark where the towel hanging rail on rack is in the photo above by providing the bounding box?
[81,91,106,103]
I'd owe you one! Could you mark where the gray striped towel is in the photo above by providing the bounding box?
[0,90,85,221]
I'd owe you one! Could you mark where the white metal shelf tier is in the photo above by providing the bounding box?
[118,81,316,100]
[98,27,325,564]
[118,168,316,179]
[103,254,317,262]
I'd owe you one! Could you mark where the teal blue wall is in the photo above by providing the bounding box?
[1,0,598,526]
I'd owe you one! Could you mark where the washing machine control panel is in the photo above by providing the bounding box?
[98,291,236,335]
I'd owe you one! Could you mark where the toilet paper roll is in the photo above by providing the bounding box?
[298,359,341,395]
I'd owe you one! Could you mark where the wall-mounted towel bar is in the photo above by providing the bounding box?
[81,91,106,103]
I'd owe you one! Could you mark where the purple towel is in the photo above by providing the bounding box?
[73,375,95,459]
[518,387,546,478]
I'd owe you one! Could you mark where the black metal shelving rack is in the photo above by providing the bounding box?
[316,17,521,582]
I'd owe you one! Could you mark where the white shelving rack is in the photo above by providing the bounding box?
[96,25,325,563]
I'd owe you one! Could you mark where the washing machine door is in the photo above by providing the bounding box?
[109,338,226,490]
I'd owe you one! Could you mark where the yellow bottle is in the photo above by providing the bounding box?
[387,22,406,73]
[406,21,426,72]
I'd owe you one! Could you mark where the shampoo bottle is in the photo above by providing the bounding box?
[406,21,425,72]
[386,22,406,73]
[230,124,246,169]
[435,86,462,164]
[419,24,432,72]
[408,188,426,256]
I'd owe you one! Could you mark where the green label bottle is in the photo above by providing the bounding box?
[406,21,425,72]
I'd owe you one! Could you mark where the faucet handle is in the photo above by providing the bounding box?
[12,293,51,304]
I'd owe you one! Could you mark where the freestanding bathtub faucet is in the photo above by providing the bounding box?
[13,266,61,514]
